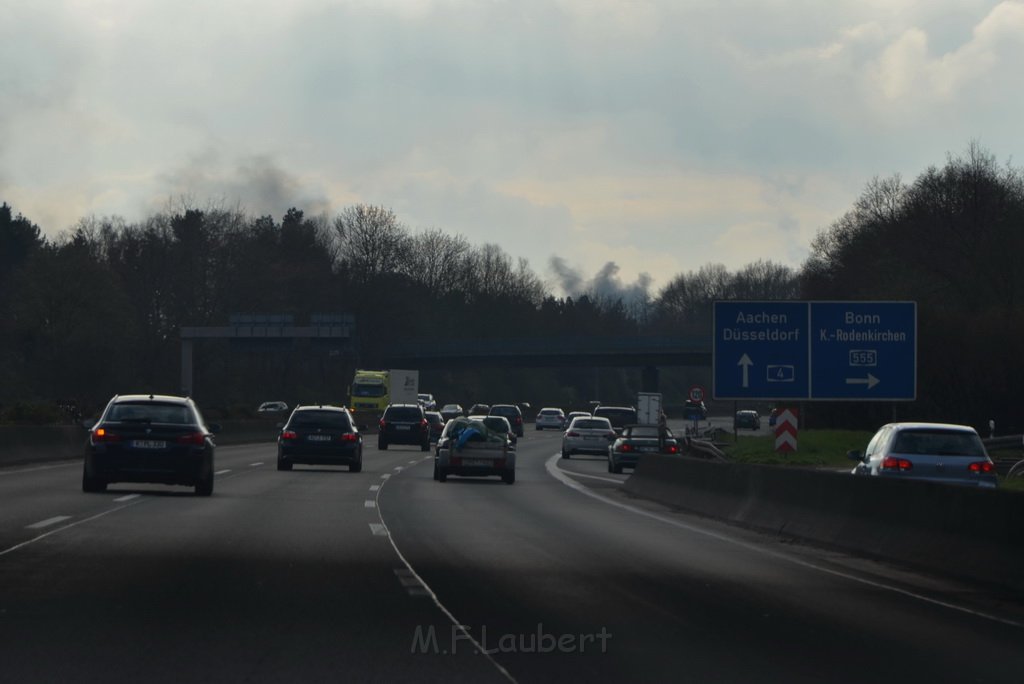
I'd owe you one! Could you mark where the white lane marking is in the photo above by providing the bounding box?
[364,500,376,508]
[380,474,391,480]
[558,469,626,484]
[215,469,231,475]
[369,523,388,537]
[2,500,145,558]
[394,466,404,471]
[0,462,78,476]
[544,454,1024,629]
[112,494,141,503]
[26,516,72,530]
[369,485,381,492]
[408,460,417,464]
[249,462,264,467]
[374,473,517,683]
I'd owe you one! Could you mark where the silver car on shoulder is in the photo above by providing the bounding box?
[561,416,615,458]
[849,422,998,488]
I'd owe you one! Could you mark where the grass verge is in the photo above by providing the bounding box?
[720,429,874,468]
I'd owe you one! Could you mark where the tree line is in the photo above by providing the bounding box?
[1,144,1020,431]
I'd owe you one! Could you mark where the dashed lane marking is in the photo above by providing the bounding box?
[112,494,141,503]
[26,516,72,530]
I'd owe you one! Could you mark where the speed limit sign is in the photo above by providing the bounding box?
[688,385,705,402]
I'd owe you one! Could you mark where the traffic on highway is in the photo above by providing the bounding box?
[2,400,1022,683]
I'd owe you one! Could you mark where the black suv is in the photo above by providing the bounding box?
[489,404,524,437]
[83,394,218,496]
[277,405,363,472]
[378,404,431,451]
[593,405,638,435]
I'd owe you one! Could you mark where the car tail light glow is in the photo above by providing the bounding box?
[617,443,633,452]
[379,419,386,429]
[567,431,580,437]
[340,433,358,442]
[664,444,680,454]
[176,432,206,446]
[281,430,298,440]
[968,461,995,474]
[882,456,913,471]
[91,428,121,444]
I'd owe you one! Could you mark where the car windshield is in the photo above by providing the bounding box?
[353,384,386,397]
[891,429,985,458]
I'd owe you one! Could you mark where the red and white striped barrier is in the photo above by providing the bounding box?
[774,409,798,453]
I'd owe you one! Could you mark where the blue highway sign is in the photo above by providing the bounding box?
[713,301,916,401]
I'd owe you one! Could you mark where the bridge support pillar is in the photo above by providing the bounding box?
[181,339,194,397]
[641,365,659,393]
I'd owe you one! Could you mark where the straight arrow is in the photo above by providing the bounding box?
[845,373,880,389]
[738,354,753,389]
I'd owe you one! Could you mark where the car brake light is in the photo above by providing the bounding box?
[515,416,522,425]
[618,443,633,452]
[91,428,121,444]
[881,456,913,471]
[281,430,297,440]
[968,461,994,474]
[665,444,679,454]
[340,433,358,442]
[567,431,580,437]
[176,432,206,445]
[379,419,386,429]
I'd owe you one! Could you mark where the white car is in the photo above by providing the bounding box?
[561,416,615,458]
[535,407,566,431]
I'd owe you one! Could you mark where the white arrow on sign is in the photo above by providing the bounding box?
[738,354,753,389]
[845,373,880,389]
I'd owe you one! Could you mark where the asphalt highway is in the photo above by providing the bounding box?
[2,430,1023,683]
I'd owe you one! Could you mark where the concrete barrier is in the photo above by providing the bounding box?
[0,421,280,468]
[624,454,1024,592]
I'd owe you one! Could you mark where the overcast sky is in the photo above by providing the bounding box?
[2,0,1022,295]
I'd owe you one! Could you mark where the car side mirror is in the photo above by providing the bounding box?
[80,418,95,430]
[208,423,222,434]
[847,450,863,462]
[276,422,285,429]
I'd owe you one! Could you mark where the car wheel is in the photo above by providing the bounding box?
[378,439,388,450]
[81,463,107,493]
[607,459,614,473]
[438,468,447,483]
[433,462,440,481]
[349,453,362,473]
[561,448,570,459]
[535,425,541,431]
[611,460,623,474]
[421,441,430,452]
[194,464,214,496]
[277,457,292,471]
[502,470,515,485]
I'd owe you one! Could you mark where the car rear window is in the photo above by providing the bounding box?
[386,407,422,421]
[109,402,193,425]
[891,429,985,458]
[540,409,562,416]
[594,408,637,426]
[491,406,518,416]
[574,419,611,430]
[627,426,660,438]
[290,411,352,429]
[482,417,510,432]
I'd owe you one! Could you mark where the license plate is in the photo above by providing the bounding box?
[640,446,658,453]
[584,435,600,440]
[132,440,166,449]
[396,425,411,431]
[307,435,332,442]
[463,458,492,467]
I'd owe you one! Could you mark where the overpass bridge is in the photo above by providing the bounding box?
[370,336,711,369]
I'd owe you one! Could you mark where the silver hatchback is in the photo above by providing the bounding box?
[849,422,998,488]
